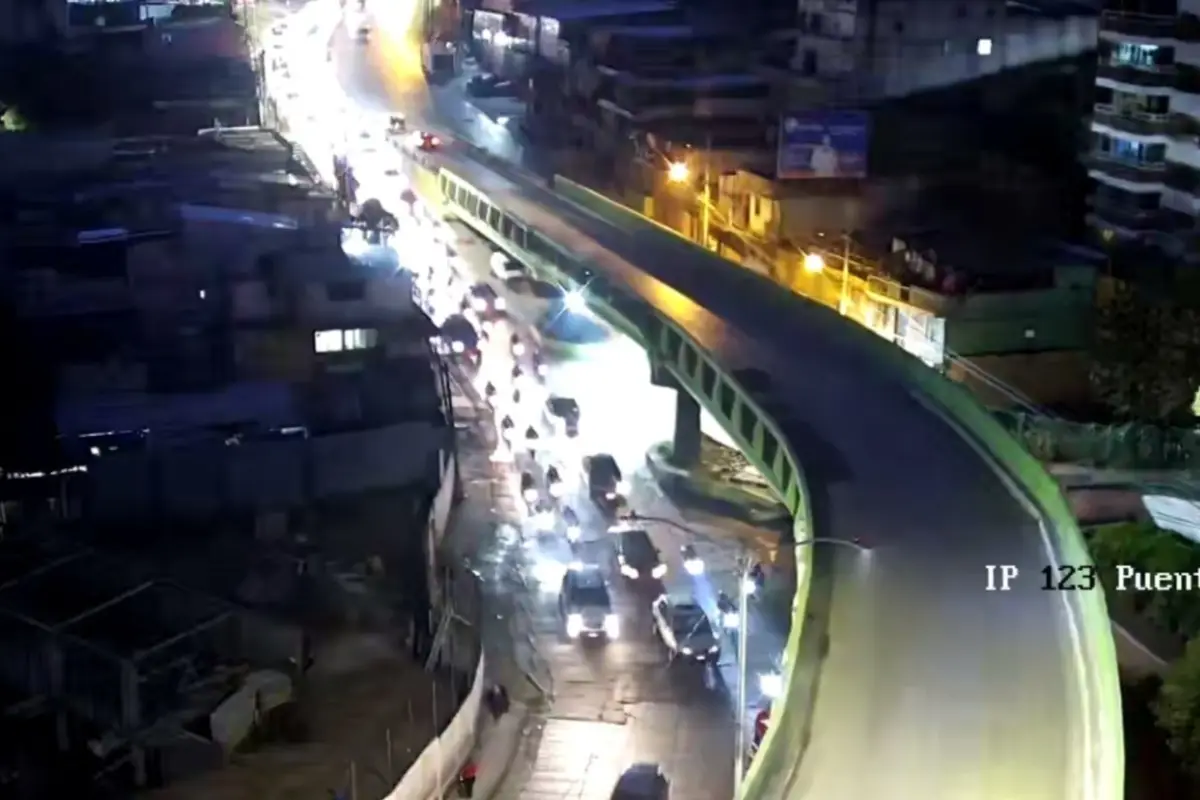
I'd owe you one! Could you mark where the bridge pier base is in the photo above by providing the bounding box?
[672,390,701,469]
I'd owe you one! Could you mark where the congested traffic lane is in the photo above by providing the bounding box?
[397,206,737,799]
[266,11,788,794]
[439,219,793,787]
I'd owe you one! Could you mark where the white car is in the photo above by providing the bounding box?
[491,251,524,281]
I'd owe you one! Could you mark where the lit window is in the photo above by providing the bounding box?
[976,37,992,56]
[314,330,344,353]
[343,328,378,350]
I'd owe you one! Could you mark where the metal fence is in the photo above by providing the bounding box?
[995,411,1200,471]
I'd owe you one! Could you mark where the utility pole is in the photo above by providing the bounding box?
[838,232,851,316]
[733,555,752,798]
[700,131,712,249]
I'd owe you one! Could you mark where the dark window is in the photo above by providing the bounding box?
[664,329,682,361]
[719,381,735,417]
[1094,86,1114,106]
[327,280,365,301]
[893,19,904,33]
[701,363,717,396]
[466,193,480,215]
[779,458,792,494]
[762,431,778,471]
[801,49,817,75]
[739,406,757,441]
[502,216,515,240]
[479,201,492,221]
[683,344,698,373]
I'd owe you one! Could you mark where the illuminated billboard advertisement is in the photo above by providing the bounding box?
[776,110,869,180]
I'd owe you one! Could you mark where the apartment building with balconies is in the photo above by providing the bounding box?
[1086,0,1176,244]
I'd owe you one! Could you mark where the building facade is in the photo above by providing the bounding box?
[1086,0,1176,246]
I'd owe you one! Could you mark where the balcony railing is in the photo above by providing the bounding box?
[1085,153,1169,183]
[1100,10,1177,38]
[1093,105,1171,135]
[1097,62,1176,88]
[1087,194,1170,230]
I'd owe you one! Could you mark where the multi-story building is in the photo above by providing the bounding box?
[0,128,449,522]
[1085,0,1177,248]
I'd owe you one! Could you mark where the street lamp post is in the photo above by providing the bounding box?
[732,536,871,796]
[618,511,873,795]
[800,238,852,317]
[666,156,711,248]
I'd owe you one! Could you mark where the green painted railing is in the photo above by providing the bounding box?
[551,175,1125,800]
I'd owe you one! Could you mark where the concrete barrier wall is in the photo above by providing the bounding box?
[382,654,485,800]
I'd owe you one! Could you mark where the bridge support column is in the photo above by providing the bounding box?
[672,390,701,470]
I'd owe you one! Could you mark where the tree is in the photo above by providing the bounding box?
[1156,637,1200,778]
[0,104,26,131]
[1090,283,1200,424]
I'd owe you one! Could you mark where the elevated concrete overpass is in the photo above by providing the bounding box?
[410,147,1123,798]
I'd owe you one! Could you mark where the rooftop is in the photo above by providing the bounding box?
[5,7,255,134]
[0,128,334,241]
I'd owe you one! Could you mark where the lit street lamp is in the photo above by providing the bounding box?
[801,235,854,315]
[802,252,825,274]
[665,158,711,248]
[667,161,690,183]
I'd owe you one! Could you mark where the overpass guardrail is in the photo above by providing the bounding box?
[419,163,1122,799]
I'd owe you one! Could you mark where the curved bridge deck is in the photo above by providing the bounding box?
[427,152,1121,800]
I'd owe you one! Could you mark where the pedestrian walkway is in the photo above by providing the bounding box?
[445,702,530,799]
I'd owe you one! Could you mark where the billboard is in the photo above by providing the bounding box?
[776,110,870,180]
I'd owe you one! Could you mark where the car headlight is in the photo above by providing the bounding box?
[759,672,783,699]
[682,646,693,655]
[566,524,581,542]
[536,363,548,376]
[512,342,526,356]
[684,558,704,576]
[523,488,538,503]
[494,297,506,311]
[651,563,667,579]
[536,561,564,586]
[549,482,565,498]
[604,614,620,638]
[708,645,719,653]
[451,340,465,353]
[566,613,583,638]
[615,480,630,495]
[472,298,487,312]
[620,564,639,579]
[604,491,617,500]
[535,511,555,528]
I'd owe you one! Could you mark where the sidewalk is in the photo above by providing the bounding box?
[444,702,530,799]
